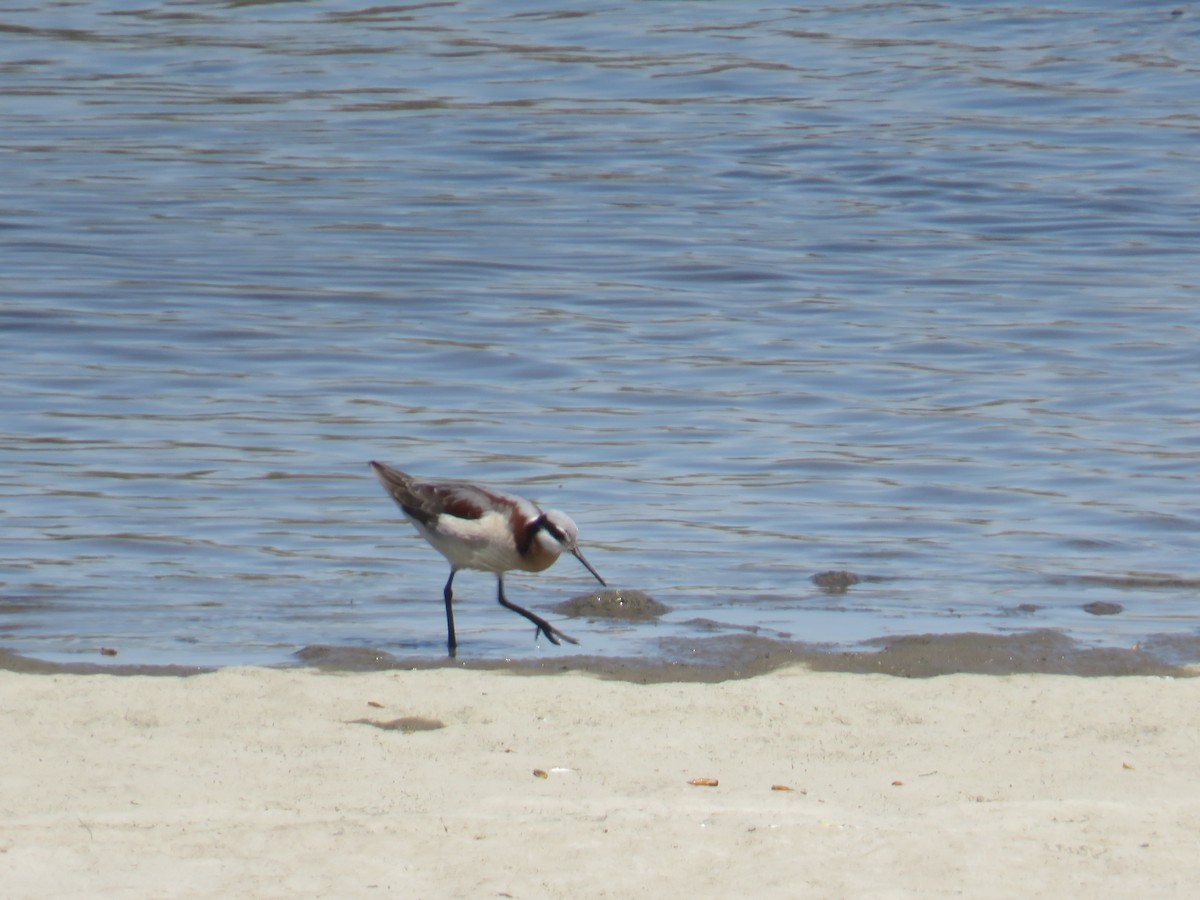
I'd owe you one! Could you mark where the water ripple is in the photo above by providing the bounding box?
[2,1,1199,666]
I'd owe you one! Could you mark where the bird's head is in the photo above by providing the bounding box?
[537,509,606,586]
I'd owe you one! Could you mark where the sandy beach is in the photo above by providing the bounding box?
[3,662,1199,898]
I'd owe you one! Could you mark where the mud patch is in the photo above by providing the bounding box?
[550,589,670,620]
[811,570,889,593]
[347,716,444,733]
[1082,601,1123,616]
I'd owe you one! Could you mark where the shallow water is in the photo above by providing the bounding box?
[2,1,1200,668]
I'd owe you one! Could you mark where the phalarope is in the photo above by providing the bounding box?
[369,461,605,655]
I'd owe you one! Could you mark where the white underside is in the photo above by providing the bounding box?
[410,509,557,573]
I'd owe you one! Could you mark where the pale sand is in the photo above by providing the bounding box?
[3,666,1198,898]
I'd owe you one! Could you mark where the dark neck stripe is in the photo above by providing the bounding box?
[517,513,547,556]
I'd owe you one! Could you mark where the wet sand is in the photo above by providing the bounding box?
[5,627,1195,681]
[3,638,1199,898]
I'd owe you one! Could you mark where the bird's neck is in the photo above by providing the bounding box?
[518,516,562,572]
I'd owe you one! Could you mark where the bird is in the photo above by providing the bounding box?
[368,460,606,656]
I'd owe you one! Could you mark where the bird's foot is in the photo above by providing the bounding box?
[534,620,580,647]
[498,594,579,648]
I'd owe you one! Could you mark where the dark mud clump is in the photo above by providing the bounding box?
[550,589,670,620]
[1082,601,1124,616]
[811,570,889,593]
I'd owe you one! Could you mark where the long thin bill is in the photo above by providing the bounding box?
[572,547,606,586]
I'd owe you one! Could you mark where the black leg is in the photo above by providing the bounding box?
[496,574,579,646]
[443,569,458,658]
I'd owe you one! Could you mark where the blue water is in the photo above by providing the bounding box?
[3,1,1200,667]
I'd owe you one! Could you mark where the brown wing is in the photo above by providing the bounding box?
[369,461,501,526]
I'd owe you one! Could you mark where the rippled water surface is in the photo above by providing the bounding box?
[3,1,1200,667]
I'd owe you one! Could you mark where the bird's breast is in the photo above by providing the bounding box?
[517,536,561,573]
[410,510,525,573]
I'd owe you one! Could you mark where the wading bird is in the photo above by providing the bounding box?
[369,461,605,656]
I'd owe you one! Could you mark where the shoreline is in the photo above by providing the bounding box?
[3,628,1197,681]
